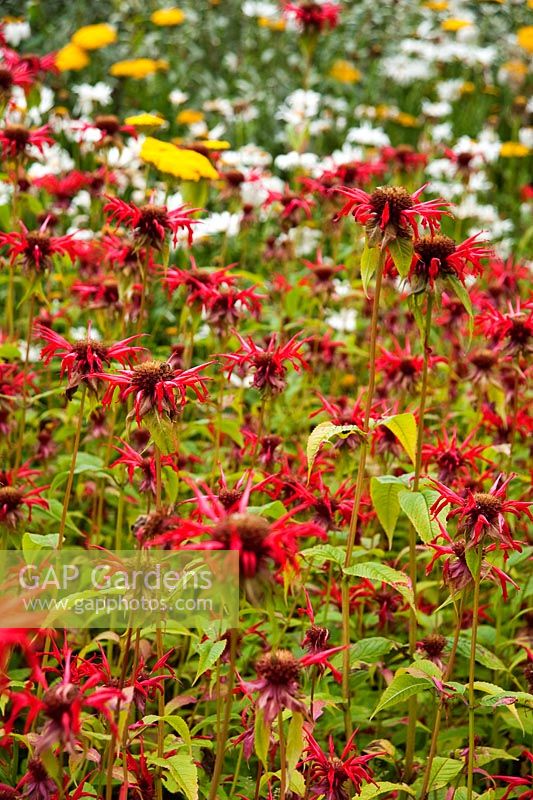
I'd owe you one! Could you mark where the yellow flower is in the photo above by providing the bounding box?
[460,81,475,94]
[258,16,286,30]
[71,23,117,50]
[424,0,448,9]
[110,58,168,79]
[150,7,186,26]
[517,26,533,54]
[501,60,528,79]
[199,140,231,150]
[55,43,89,71]
[124,112,166,129]
[441,18,472,31]
[394,112,419,127]
[140,137,219,180]
[177,109,204,125]
[329,60,361,84]
[500,141,529,157]
[483,85,499,95]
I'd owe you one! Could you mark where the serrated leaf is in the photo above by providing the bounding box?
[456,637,506,671]
[447,275,473,342]
[300,544,350,565]
[357,782,416,800]
[361,243,381,296]
[398,489,440,544]
[306,422,364,480]
[370,672,432,718]
[388,236,414,278]
[378,413,417,465]
[194,639,226,683]
[165,753,198,800]
[351,637,396,664]
[427,756,463,790]
[143,714,192,753]
[343,562,413,608]
[370,476,403,548]
[144,411,180,455]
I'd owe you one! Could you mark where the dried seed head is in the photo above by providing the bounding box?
[419,633,447,658]
[256,649,300,685]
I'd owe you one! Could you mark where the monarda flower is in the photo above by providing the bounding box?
[0,220,77,273]
[221,331,310,394]
[37,324,145,400]
[417,634,448,670]
[0,124,53,159]
[19,759,56,800]
[104,196,200,248]
[421,428,490,484]
[430,473,531,550]
[242,650,305,724]
[425,536,518,599]
[97,356,212,425]
[411,232,491,291]
[476,300,533,357]
[111,439,178,496]
[0,482,48,529]
[284,2,341,33]
[375,338,445,393]
[0,56,33,100]
[333,184,451,246]
[304,732,379,799]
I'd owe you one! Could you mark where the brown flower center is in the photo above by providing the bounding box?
[131,361,173,391]
[217,488,243,510]
[24,232,52,257]
[472,493,503,520]
[214,513,270,549]
[0,68,14,92]
[470,349,497,371]
[3,124,30,147]
[420,633,447,657]
[42,683,81,720]
[256,650,300,684]
[0,486,23,511]
[369,186,414,224]
[72,340,109,362]
[414,235,456,270]
[94,115,121,135]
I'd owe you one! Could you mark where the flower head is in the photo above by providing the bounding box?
[412,232,492,290]
[304,732,379,799]
[0,220,77,273]
[0,124,53,159]
[104,196,200,247]
[284,2,341,33]
[221,332,310,394]
[333,184,451,246]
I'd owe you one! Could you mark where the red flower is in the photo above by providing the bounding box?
[37,323,145,399]
[96,355,212,425]
[430,473,531,550]
[333,183,451,243]
[284,2,341,32]
[104,196,200,247]
[422,428,490,483]
[375,338,446,392]
[0,219,77,272]
[304,732,379,799]
[0,53,33,97]
[0,474,48,528]
[476,299,533,356]
[111,439,178,496]
[79,114,137,143]
[492,751,533,800]
[411,232,492,288]
[221,331,310,394]
[0,123,53,158]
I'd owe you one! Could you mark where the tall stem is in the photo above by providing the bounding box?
[208,629,237,800]
[278,712,287,800]
[58,385,87,550]
[405,293,433,779]
[419,596,464,800]
[14,293,35,471]
[467,546,483,800]
[342,250,385,737]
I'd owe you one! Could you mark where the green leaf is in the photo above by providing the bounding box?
[357,782,415,800]
[398,489,440,544]
[164,753,198,800]
[378,413,417,465]
[144,411,180,455]
[427,756,463,790]
[370,476,403,547]
[351,637,396,664]
[456,636,506,671]
[361,243,381,295]
[143,714,192,753]
[286,712,304,780]
[254,709,269,766]
[343,562,414,609]
[193,639,226,683]
[218,417,244,447]
[447,275,473,341]
[370,672,432,718]
[247,500,289,520]
[22,532,59,557]
[388,236,414,278]
[300,544,349,566]
[306,422,364,480]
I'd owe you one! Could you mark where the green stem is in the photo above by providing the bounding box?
[342,249,385,737]
[419,596,464,800]
[278,712,287,800]
[467,546,483,800]
[14,293,35,471]
[405,293,433,779]
[208,629,238,800]
[58,385,87,550]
